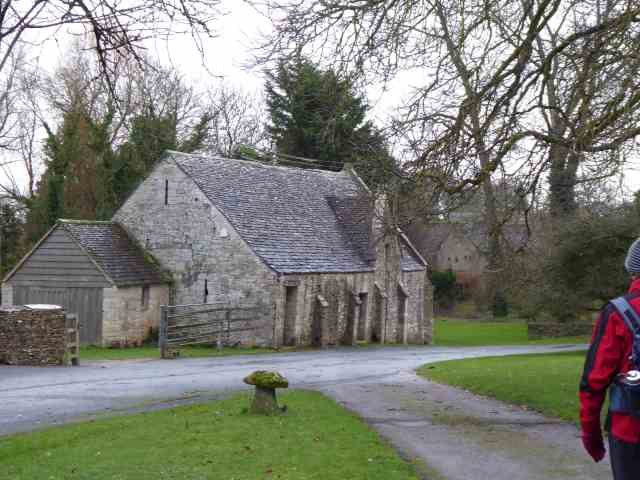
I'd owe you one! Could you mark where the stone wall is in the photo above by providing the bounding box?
[1,284,12,305]
[527,321,594,340]
[102,285,170,347]
[0,306,67,365]
[402,270,433,344]
[114,159,277,346]
[276,272,372,347]
[374,235,402,344]
[276,269,430,347]
[423,275,435,344]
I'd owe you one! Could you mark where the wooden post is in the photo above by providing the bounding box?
[159,306,168,359]
[218,310,230,351]
[73,319,80,366]
[66,314,80,366]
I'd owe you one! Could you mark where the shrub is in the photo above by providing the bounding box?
[431,269,458,310]
[144,326,159,346]
[507,206,638,322]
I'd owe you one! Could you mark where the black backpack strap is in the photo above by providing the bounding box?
[611,296,640,336]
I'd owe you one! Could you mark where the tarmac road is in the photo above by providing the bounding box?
[0,344,583,436]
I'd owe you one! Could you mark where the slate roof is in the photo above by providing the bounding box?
[171,152,425,274]
[412,223,454,256]
[60,220,167,286]
[400,242,426,272]
[459,222,529,254]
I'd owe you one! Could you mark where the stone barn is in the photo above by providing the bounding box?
[2,220,169,345]
[113,151,433,347]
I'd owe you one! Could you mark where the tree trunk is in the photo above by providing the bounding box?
[549,144,579,218]
[479,156,505,317]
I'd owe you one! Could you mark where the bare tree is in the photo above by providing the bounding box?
[39,40,207,151]
[0,1,223,89]
[251,0,640,313]
[0,57,47,205]
[206,85,267,157]
[0,0,223,155]
[529,0,640,216]
[0,106,39,204]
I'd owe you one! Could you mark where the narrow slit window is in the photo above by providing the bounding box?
[204,279,209,303]
[164,179,169,205]
[141,285,150,310]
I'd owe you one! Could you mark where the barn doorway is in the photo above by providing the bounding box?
[357,293,368,341]
[312,303,322,346]
[371,289,384,343]
[397,285,407,344]
[283,286,298,346]
[13,286,103,344]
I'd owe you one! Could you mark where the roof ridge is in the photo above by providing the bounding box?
[58,219,114,225]
[168,150,352,176]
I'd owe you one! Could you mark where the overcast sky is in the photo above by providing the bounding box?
[4,1,640,197]
[2,2,415,192]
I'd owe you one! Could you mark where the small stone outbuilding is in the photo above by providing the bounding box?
[2,220,169,345]
[114,151,433,347]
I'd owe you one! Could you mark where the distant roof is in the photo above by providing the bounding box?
[458,222,529,253]
[171,152,425,273]
[405,222,454,257]
[60,220,167,286]
[407,220,528,259]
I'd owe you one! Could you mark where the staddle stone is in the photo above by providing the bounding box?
[243,370,288,414]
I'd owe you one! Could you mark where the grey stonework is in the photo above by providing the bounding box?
[102,285,169,346]
[0,306,67,365]
[114,159,278,346]
[275,270,429,347]
[114,153,433,348]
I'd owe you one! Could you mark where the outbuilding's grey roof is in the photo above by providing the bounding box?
[60,220,167,286]
[171,152,425,274]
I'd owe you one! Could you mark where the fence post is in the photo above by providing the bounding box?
[66,313,80,366]
[160,306,168,359]
[217,310,230,351]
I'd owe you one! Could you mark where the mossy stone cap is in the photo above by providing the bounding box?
[243,370,289,389]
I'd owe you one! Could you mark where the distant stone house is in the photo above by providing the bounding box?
[113,152,433,347]
[405,221,528,293]
[406,223,484,292]
[2,221,169,345]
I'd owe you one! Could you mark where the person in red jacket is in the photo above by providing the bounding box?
[580,239,640,479]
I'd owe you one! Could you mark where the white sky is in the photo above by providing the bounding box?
[4,1,640,198]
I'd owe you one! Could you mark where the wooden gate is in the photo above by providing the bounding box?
[13,286,103,344]
[159,303,261,358]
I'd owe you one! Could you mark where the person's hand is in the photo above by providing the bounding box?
[581,431,605,462]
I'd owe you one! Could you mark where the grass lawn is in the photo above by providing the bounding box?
[80,345,285,361]
[417,350,589,424]
[434,318,590,346]
[0,390,420,480]
[79,319,590,361]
